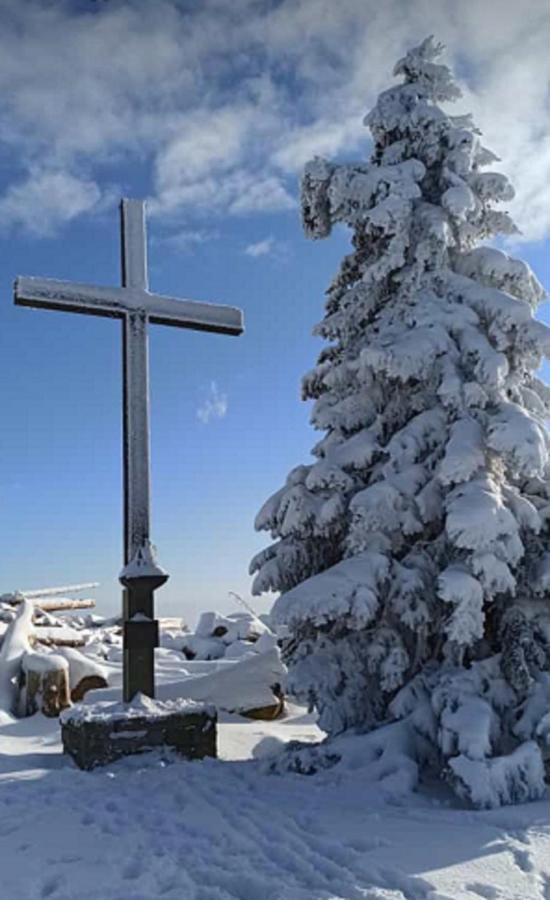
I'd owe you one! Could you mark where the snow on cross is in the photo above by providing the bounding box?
[14,199,244,702]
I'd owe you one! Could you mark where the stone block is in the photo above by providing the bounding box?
[60,693,216,770]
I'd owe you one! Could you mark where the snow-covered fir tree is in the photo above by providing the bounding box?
[250,37,550,808]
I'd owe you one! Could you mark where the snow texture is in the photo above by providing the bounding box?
[253,37,550,807]
[3,690,550,900]
[2,606,550,898]
[54,646,108,688]
[22,651,69,676]
[61,692,210,726]
[86,647,286,717]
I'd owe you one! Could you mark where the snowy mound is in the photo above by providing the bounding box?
[179,610,277,661]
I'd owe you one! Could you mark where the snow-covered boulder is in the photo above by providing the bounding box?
[196,610,271,643]
[182,610,275,661]
[181,635,226,661]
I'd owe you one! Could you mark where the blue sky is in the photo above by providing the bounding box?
[1,0,550,626]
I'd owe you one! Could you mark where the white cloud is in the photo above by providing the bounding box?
[272,118,365,174]
[197,382,228,424]
[162,229,216,252]
[0,1,549,240]
[228,175,295,215]
[244,237,276,258]
[152,165,295,220]
[0,169,101,236]
[152,107,253,213]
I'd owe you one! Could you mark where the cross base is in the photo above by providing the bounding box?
[123,610,159,702]
[120,569,169,703]
[61,696,217,770]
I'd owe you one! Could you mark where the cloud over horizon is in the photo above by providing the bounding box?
[0,0,548,241]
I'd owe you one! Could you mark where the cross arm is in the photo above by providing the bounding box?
[14,276,244,336]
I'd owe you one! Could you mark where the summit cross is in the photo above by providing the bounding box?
[14,199,244,701]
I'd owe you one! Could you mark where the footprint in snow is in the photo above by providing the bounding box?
[40,873,64,898]
[122,856,145,880]
[464,882,501,899]
[510,845,535,873]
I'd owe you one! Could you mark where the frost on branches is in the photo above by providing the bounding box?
[250,37,550,808]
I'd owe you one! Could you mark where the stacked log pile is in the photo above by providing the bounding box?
[0,584,110,718]
[0,585,285,724]
[0,584,99,649]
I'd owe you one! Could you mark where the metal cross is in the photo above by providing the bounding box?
[14,199,244,701]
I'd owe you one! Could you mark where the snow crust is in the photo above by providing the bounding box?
[22,651,68,675]
[449,741,545,809]
[2,692,550,900]
[1,604,550,898]
[54,647,108,689]
[85,647,286,717]
[273,551,388,629]
[61,692,210,726]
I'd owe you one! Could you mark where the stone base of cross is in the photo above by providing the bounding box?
[15,199,243,703]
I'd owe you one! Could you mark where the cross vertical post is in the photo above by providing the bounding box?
[119,200,166,702]
[120,199,151,564]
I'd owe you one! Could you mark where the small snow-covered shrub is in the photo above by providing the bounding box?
[251,37,550,808]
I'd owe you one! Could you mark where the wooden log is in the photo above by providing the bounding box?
[33,636,86,649]
[31,625,86,649]
[71,675,108,702]
[1,583,99,603]
[22,652,71,718]
[32,599,96,613]
[241,683,285,721]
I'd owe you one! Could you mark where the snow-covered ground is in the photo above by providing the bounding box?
[1,605,550,899]
[2,701,550,900]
